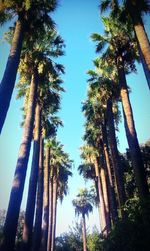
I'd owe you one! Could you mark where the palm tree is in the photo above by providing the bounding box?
[72,189,93,251]
[0,0,57,133]
[107,99,126,210]
[100,0,150,89]
[80,144,110,236]
[1,29,65,251]
[87,61,126,211]
[41,142,50,251]
[91,15,149,198]
[31,135,44,251]
[32,116,63,251]
[21,67,64,251]
[1,71,38,251]
[46,139,72,251]
[21,102,41,251]
[82,77,119,226]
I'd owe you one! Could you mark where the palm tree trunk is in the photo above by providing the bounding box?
[50,176,57,251]
[107,99,126,210]
[32,136,44,251]
[41,146,50,251]
[22,102,41,251]
[47,173,53,251]
[128,2,150,89]
[93,157,107,235]
[99,153,111,235]
[0,73,38,251]
[102,123,118,224]
[0,18,24,133]
[117,57,149,198]
[137,40,150,88]
[134,20,150,89]
[82,213,87,251]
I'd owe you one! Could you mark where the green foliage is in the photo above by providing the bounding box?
[122,140,150,199]
[72,188,93,218]
[55,223,103,251]
[100,0,150,18]
[45,138,72,202]
[55,221,83,251]
[87,227,103,251]
[101,198,150,251]
[0,210,24,250]
[0,210,6,242]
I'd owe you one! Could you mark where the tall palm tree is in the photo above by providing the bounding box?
[100,0,150,89]
[87,62,126,211]
[21,67,64,251]
[72,189,93,251]
[107,99,126,210]
[0,0,57,133]
[1,29,65,251]
[1,71,38,251]
[46,139,72,251]
[32,116,63,251]
[79,144,110,236]
[41,142,50,251]
[82,78,119,225]
[91,15,149,198]
[21,102,41,251]
[31,135,44,251]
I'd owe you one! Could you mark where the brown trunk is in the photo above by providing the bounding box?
[22,103,41,251]
[41,146,50,251]
[82,213,87,251]
[137,40,150,88]
[0,18,24,133]
[50,176,57,251]
[128,2,150,89]
[99,151,111,235]
[102,123,118,224]
[47,173,53,251]
[117,57,149,198]
[93,157,107,235]
[32,136,44,251]
[0,73,37,251]
[107,99,126,210]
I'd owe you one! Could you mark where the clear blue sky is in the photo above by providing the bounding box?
[0,0,150,236]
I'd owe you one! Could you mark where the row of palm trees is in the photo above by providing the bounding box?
[0,0,59,133]
[0,0,150,250]
[0,1,72,251]
[79,0,150,240]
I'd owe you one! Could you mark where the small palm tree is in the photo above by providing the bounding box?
[72,189,93,251]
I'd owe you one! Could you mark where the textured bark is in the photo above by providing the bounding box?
[107,99,126,210]
[0,18,24,133]
[99,154,111,235]
[50,177,57,251]
[22,102,41,251]
[41,146,50,251]
[82,213,87,251]
[128,1,150,89]
[47,174,53,251]
[117,57,149,198]
[102,124,118,224]
[137,40,150,88]
[0,73,37,251]
[32,136,44,251]
[93,157,107,234]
